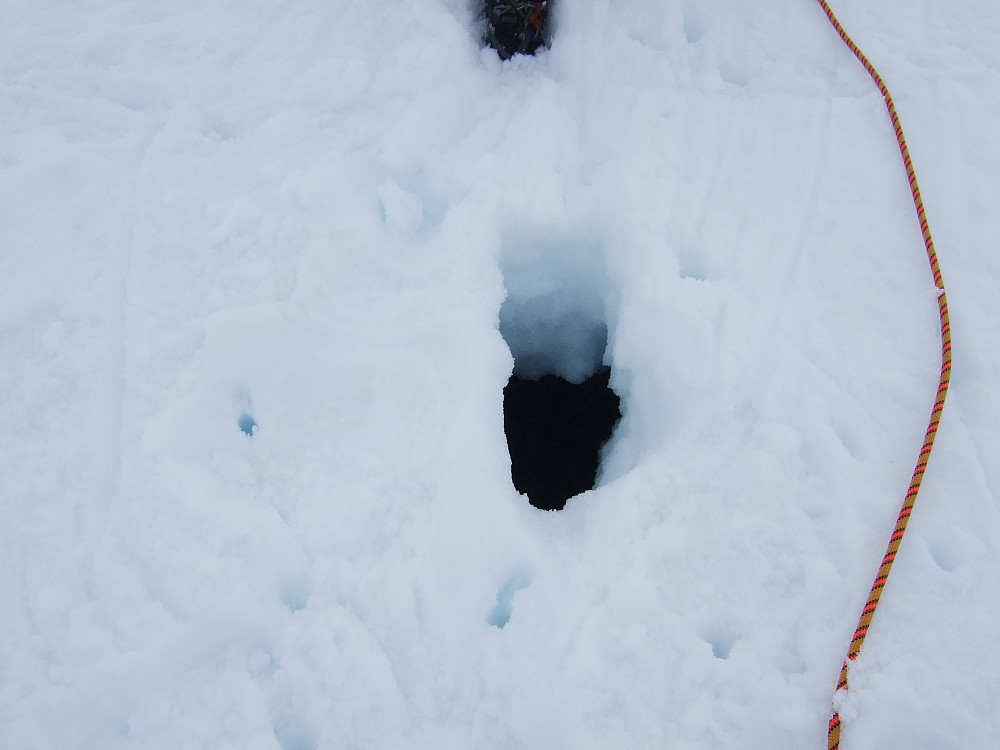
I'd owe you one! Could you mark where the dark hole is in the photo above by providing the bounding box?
[503,366,621,510]
[483,0,552,60]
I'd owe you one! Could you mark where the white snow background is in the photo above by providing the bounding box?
[2,1,999,748]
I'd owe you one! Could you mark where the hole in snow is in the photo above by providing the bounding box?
[504,368,621,510]
[238,413,257,436]
[271,713,316,750]
[709,636,735,660]
[682,1,707,44]
[704,626,740,660]
[488,569,532,628]
[499,235,621,511]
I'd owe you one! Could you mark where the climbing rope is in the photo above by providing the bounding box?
[812,2,953,748]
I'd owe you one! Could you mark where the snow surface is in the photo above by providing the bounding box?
[2,1,999,748]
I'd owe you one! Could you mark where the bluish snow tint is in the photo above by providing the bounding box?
[1,1,999,749]
[499,233,612,383]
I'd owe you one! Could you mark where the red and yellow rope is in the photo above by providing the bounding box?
[812,2,952,748]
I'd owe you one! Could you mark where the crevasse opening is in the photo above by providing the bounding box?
[499,236,622,510]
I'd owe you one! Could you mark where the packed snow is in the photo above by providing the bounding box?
[2,1,999,748]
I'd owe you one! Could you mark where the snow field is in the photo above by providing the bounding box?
[1,1,999,748]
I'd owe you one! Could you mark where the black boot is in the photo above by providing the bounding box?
[483,1,550,60]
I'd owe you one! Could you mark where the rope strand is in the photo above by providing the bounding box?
[812,3,953,748]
